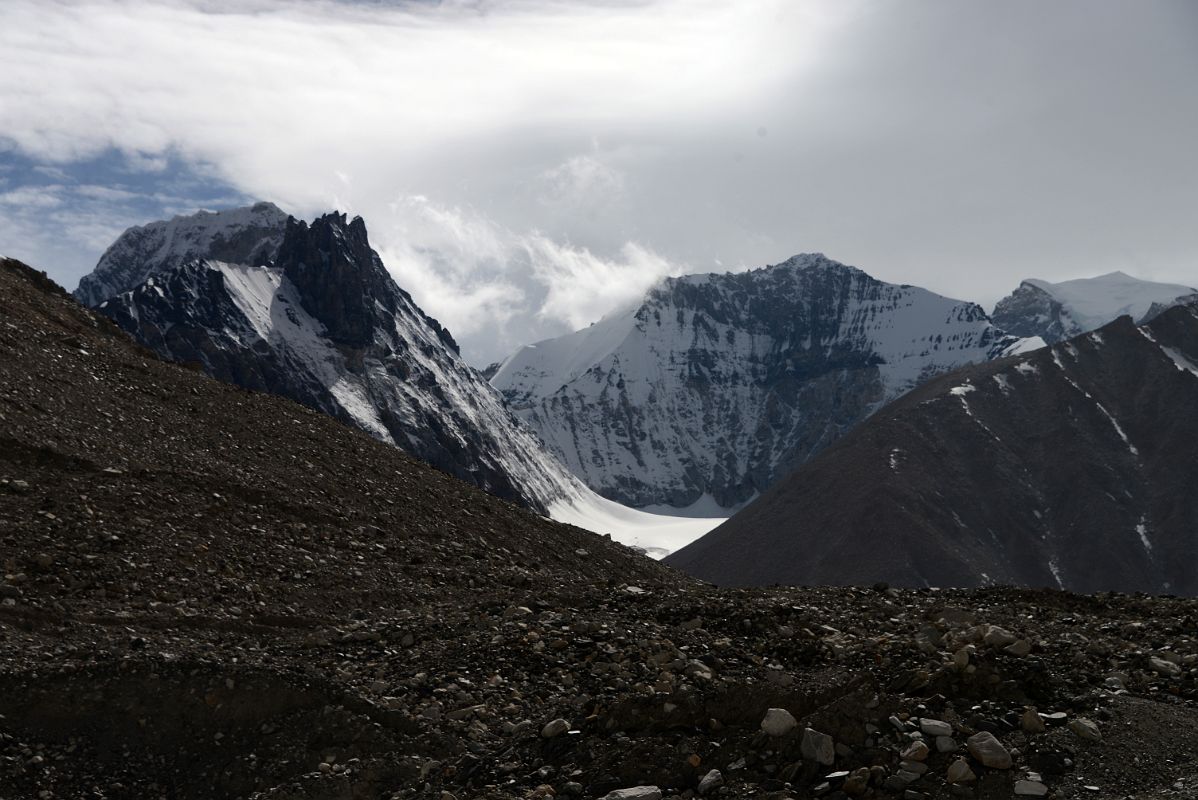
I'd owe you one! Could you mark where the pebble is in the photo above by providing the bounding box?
[920,718,954,737]
[966,731,1012,769]
[1069,718,1102,742]
[946,758,976,783]
[602,788,662,800]
[983,625,1018,648]
[1020,708,1046,734]
[902,740,930,761]
[800,727,836,765]
[1150,657,1182,677]
[760,707,797,737]
[540,718,569,738]
[1014,780,1049,797]
[697,769,724,795]
[1004,639,1032,656]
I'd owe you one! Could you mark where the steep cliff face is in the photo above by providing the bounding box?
[992,271,1198,344]
[493,254,1027,509]
[667,303,1198,594]
[74,201,290,307]
[93,211,577,513]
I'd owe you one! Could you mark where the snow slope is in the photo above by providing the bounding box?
[993,271,1197,344]
[493,253,1027,510]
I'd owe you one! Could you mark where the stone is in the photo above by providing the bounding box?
[1069,718,1102,742]
[540,718,569,738]
[936,735,959,753]
[761,707,798,737]
[983,625,1018,648]
[602,789,662,800]
[920,718,954,737]
[1014,780,1049,797]
[801,727,836,766]
[1150,657,1183,677]
[697,769,724,795]
[1004,639,1032,657]
[902,740,930,761]
[1021,708,1046,733]
[946,759,976,783]
[842,767,870,795]
[966,731,1012,769]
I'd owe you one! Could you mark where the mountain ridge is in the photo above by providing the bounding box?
[666,302,1198,593]
[493,253,1030,510]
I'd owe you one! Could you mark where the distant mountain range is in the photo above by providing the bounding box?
[667,302,1198,594]
[72,202,1195,574]
[491,254,1035,510]
[74,205,720,554]
[992,271,1197,344]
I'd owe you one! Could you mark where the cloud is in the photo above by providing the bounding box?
[524,236,680,330]
[371,194,683,360]
[1,0,1196,364]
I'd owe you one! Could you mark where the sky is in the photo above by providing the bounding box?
[1,0,1195,365]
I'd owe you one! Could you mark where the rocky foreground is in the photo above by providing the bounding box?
[2,257,1197,800]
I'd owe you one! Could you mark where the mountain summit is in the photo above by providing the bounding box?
[88,207,578,513]
[992,271,1197,344]
[492,253,1030,509]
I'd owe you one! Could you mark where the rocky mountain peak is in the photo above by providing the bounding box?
[75,202,290,307]
[277,212,398,349]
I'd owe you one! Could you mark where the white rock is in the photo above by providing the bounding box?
[540,718,570,738]
[1069,718,1102,742]
[966,731,1012,769]
[983,625,1018,648]
[800,727,836,766]
[946,758,976,783]
[1015,779,1049,797]
[602,788,662,800]
[697,769,724,795]
[919,718,954,737]
[1150,657,1183,677]
[760,707,798,737]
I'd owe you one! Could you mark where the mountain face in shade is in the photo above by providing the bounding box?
[666,303,1198,594]
[74,201,290,308]
[90,210,578,513]
[992,271,1198,344]
[491,254,1028,510]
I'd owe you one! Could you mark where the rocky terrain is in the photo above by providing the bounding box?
[85,209,585,514]
[667,305,1198,594]
[5,259,1198,800]
[992,272,1197,345]
[492,254,1031,511]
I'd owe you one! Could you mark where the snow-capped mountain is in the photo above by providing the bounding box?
[91,210,582,512]
[668,301,1198,594]
[491,254,1030,510]
[75,201,290,308]
[992,271,1197,344]
[84,206,721,553]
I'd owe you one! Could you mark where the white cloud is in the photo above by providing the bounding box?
[524,236,680,330]
[370,194,683,359]
[1,0,1196,363]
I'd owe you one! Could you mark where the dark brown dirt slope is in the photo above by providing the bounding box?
[2,258,1198,800]
[668,308,1198,594]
